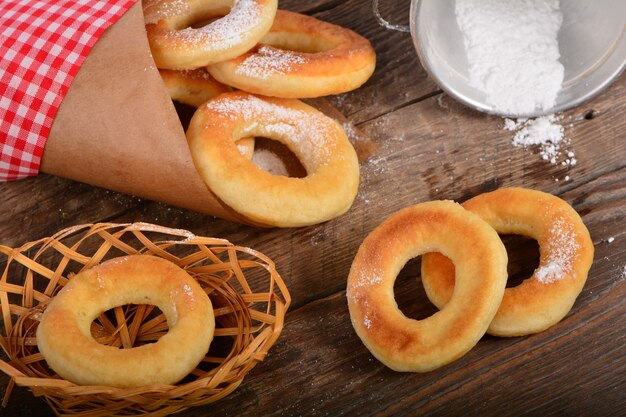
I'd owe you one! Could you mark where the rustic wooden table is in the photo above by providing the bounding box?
[1,0,625,416]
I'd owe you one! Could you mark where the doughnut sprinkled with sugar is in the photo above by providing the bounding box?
[208,10,376,98]
[347,201,508,372]
[186,91,360,227]
[146,0,278,69]
[421,188,594,337]
[36,255,215,387]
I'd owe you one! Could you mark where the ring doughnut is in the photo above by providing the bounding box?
[36,255,215,387]
[146,0,278,69]
[347,201,508,372]
[186,91,360,227]
[207,10,377,98]
[421,188,594,337]
[159,68,255,158]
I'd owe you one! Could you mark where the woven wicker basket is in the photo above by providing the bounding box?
[0,223,290,416]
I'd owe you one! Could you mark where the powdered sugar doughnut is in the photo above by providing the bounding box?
[146,0,278,69]
[186,91,359,227]
[36,255,215,387]
[421,188,594,337]
[347,201,508,372]
[207,10,376,98]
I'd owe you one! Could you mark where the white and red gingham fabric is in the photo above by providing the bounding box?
[0,0,137,181]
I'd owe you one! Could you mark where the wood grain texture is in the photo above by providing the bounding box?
[0,0,625,415]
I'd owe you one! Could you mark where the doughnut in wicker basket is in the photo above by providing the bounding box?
[0,222,290,416]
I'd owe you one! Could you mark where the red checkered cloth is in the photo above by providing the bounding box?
[0,0,137,181]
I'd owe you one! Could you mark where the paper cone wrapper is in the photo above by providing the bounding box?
[39,3,254,224]
[40,3,376,226]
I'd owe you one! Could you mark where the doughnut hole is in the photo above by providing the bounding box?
[235,116,329,176]
[251,137,307,178]
[189,15,225,29]
[260,31,338,53]
[393,256,440,321]
[423,234,540,290]
[88,298,233,380]
[500,234,540,288]
[173,98,310,175]
[90,304,169,348]
[166,1,231,31]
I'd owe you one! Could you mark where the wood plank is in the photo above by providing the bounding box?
[3,287,624,416]
[0,174,145,249]
[314,0,440,124]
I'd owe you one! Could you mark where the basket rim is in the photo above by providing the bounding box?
[0,222,291,414]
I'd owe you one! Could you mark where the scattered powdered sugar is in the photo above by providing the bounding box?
[94,270,108,290]
[503,118,519,131]
[261,120,333,166]
[143,0,190,25]
[458,1,576,173]
[235,46,306,79]
[535,262,564,284]
[507,117,563,146]
[535,216,581,284]
[351,270,383,289]
[505,115,577,167]
[205,95,337,166]
[347,263,384,306]
[208,95,305,125]
[236,141,251,155]
[346,269,383,329]
[357,116,394,182]
[166,0,263,50]
[455,0,564,115]
[342,122,359,143]
[181,283,195,298]
[350,295,375,330]
[330,93,347,108]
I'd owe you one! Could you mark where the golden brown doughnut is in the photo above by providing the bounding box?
[186,91,360,227]
[145,0,278,69]
[159,68,230,107]
[36,255,215,387]
[159,68,255,158]
[347,201,508,372]
[207,10,377,98]
[421,188,594,337]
